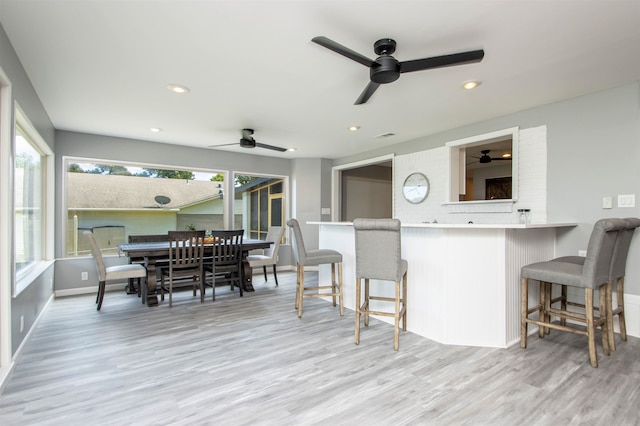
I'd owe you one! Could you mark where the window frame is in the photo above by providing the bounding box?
[62,156,229,258]
[13,103,54,296]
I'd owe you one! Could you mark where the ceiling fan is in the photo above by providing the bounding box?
[209,129,287,152]
[468,150,512,165]
[311,36,485,105]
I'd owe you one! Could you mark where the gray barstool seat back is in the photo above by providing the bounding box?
[550,217,640,349]
[353,218,408,351]
[520,218,626,367]
[287,218,343,318]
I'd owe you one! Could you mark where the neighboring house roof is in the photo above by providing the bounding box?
[66,173,222,209]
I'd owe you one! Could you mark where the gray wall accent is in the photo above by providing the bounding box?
[1,22,56,356]
[334,82,640,294]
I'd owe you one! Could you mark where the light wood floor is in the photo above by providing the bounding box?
[1,271,640,425]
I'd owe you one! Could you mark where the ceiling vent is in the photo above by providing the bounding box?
[375,132,396,138]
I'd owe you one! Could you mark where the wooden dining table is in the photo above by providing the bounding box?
[118,238,272,306]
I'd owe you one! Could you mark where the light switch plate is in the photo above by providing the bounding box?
[618,194,636,208]
[602,196,613,209]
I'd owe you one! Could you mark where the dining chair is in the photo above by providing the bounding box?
[156,230,206,307]
[246,226,285,286]
[353,218,408,351]
[549,217,640,349]
[127,233,169,297]
[287,218,343,318]
[84,230,147,311]
[520,218,626,367]
[203,229,244,300]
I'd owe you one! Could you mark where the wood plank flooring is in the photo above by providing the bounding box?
[1,271,640,425]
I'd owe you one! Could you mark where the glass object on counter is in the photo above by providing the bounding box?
[518,209,531,224]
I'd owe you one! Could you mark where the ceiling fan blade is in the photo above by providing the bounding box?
[354,81,380,105]
[399,49,484,74]
[255,142,287,152]
[312,36,376,67]
[208,143,239,148]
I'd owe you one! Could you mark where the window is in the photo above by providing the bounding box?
[446,127,519,203]
[233,174,286,240]
[14,125,43,274]
[13,105,53,292]
[64,158,226,257]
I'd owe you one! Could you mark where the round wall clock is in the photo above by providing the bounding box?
[402,172,429,204]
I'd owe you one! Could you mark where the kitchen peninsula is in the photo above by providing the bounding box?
[311,221,576,348]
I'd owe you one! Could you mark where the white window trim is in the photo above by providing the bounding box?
[445,127,519,205]
[13,102,54,296]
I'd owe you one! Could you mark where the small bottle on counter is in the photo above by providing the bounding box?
[518,209,531,224]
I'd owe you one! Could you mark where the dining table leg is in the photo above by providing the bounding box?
[144,256,160,306]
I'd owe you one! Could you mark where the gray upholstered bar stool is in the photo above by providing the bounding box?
[550,217,640,349]
[353,218,407,351]
[520,218,626,367]
[287,218,344,318]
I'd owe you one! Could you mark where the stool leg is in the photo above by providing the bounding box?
[560,285,567,326]
[538,281,546,338]
[394,279,400,351]
[617,277,627,341]
[521,277,529,349]
[606,280,616,351]
[355,277,361,345]
[331,263,337,307]
[364,278,370,327]
[296,265,300,309]
[297,265,305,318]
[338,262,344,316]
[402,272,407,331]
[585,288,598,368]
[600,283,611,356]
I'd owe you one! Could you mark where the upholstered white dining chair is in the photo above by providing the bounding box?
[246,226,285,286]
[84,230,147,311]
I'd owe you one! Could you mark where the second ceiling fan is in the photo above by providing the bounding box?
[312,36,485,105]
[209,129,287,152]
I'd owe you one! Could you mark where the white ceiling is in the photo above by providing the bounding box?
[1,0,639,159]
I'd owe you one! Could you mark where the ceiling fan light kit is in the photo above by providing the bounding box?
[312,36,485,105]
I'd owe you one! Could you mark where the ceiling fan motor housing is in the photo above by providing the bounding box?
[371,56,401,84]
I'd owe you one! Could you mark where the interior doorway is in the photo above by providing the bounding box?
[331,154,394,222]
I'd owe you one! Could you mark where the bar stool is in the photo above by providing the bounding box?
[520,218,626,367]
[550,217,640,349]
[353,218,408,351]
[287,218,344,318]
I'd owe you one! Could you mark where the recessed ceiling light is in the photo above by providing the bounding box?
[462,80,481,90]
[167,84,190,94]
[348,125,360,132]
[287,148,297,152]
[149,127,162,133]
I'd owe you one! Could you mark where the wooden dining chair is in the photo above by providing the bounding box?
[84,230,147,311]
[203,229,244,300]
[156,230,206,307]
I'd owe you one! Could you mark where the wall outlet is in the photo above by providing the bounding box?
[321,207,331,215]
[578,250,587,257]
[602,196,613,209]
[618,194,636,208]
[81,271,88,280]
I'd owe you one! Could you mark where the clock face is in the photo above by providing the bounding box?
[402,172,429,204]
